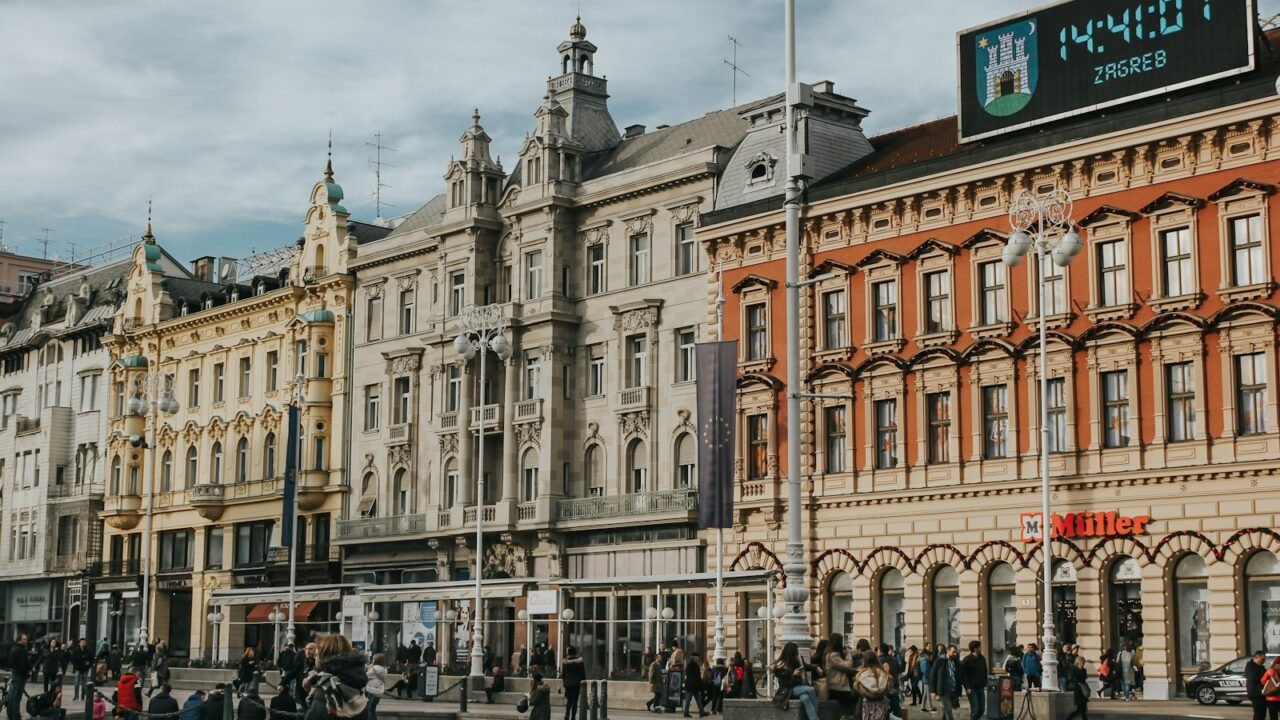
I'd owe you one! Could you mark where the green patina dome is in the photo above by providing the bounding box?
[300,308,335,324]
[118,356,149,368]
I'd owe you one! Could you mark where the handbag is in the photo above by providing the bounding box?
[516,697,529,713]
[770,686,791,711]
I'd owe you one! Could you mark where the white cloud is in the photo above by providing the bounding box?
[1,0,1275,261]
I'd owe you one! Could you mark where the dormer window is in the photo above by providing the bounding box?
[179,302,189,317]
[203,296,214,310]
[256,281,266,297]
[229,288,239,302]
[744,152,778,191]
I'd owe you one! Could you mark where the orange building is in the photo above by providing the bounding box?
[700,26,1280,703]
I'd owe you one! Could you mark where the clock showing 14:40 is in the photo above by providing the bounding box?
[1058,0,1216,59]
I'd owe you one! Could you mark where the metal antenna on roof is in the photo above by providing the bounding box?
[366,131,397,226]
[38,227,55,259]
[724,35,750,107]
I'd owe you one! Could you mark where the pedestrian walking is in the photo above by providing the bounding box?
[148,642,170,698]
[561,647,585,720]
[302,635,369,720]
[70,639,92,702]
[646,655,665,712]
[9,634,33,720]
[1262,656,1280,720]
[365,653,387,720]
[1022,643,1043,691]
[930,645,962,720]
[526,672,551,720]
[853,652,891,720]
[1064,656,1091,720]
[1249,650,1270,720]
[960,641,989,720]
[1117,643,1137,700]
[237,647,259,694]
[681,652,708,718]
[916,647,935,713]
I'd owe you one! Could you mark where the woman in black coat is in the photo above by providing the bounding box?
[237,648,258,693]
[526,672,551,720]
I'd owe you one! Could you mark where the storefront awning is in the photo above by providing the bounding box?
[209,584,353,606]
[358,578,537,604]
[246,601,320,623]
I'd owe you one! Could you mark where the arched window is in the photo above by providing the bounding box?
[444,458,459,507]
[110,456,122,495]
[879,568,905,651]
[263,432,277,479]
[987,562,1017,667]
[185,446,198,488]
[1247,551,1280,655]
[1052,559,1079,646]
[210,441,223,484]
[674,434,695,489]
[584,445,603,497]
[393,469,409,515]
[1109,555,1144,652]
[235,437,249,483]
[1174,554,1210,680]
[160,450,173,492]
[931,564,960,647]
[627,439,648,493]
[359,472,376,518]
[521,449,540,502]
[827,571,853,638]
[314,244,326,272]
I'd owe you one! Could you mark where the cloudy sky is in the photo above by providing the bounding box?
[2,0,1277,265]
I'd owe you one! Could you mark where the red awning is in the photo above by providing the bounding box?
[246,603,275,623]
[247,600,320,623]
[294,601,318,622]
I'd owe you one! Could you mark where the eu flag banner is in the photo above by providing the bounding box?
[696,341,737,529]
[281,404,300,547]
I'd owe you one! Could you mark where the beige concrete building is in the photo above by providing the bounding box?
[340,19,874,674]
[95,165,388,659]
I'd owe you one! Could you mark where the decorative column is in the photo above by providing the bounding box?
[1139,562,1172,699]
[459,361,475,506]
[501,355,519,506]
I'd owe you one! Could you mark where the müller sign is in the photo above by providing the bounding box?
[1020,511,1151,542]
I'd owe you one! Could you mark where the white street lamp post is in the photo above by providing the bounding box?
[206,610,224,664]
[1003,188,1081,692]
[286,373,305,651]
[128,371,179,652]
[454,304,511,680]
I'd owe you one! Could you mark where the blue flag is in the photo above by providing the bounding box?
[281,404,299,547]
[695,341,737,529]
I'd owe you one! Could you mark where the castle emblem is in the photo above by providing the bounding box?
[976,19,1038,117]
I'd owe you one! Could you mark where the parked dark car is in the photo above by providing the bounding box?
[1187,654,1279,705]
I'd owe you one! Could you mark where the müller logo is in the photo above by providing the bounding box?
[1020,511,1151,542]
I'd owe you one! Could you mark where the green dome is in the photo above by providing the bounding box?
[118,356,149,368]
[300,309,335,324]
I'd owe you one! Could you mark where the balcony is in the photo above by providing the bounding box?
[556,487,697,523]
[337,513,427,541]
[228,477,282,500]
[439,412,459,431]
[88,558,141,578]
[463,505,496,524]
[514,399,543,423]
[191,483,226,520]
[388,422,412,445]
[104,494,142,530]
[14,416,40,435]
[470,404,502,429]
[617,386,652,412]
[302,266,328,284]
[437,510,454,529]
[517,502,537,521]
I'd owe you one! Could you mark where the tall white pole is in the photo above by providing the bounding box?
[1038,236,1059,690]
[139,395,158,652]
[287,375,303,650]
[471,348,487,679]
[780,0,811,654]
[713,268,727,663]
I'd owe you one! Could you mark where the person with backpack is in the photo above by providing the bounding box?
[917,647,935,713]
[1064,656,1091,720]
[853,651,892,720]
[708,659,728,715]
[1097,649,1115,699]
[1022,643,1043,691]
[1003,644,1024,692]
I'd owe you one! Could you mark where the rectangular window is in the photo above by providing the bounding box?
[393,376,411,425]
[312,514,330,563]
[627,336,647,388]
[875,399,898,469]
[823,290,847,350]
[1044,377,1067,453]
[588,345,605,397]
[872,281,897,341]
[266,351,279,391]
[233,521,273,567]
[927,392,951,464]
[982,384,1009,459]
[188,369,200,407]
[587,245,606,295]
[746,413,768,480]
[1166,361,1196,443]
[316,352,329,379]
[363,385,380,431]
[746,303,768,361]
[446,365,461,413]
[824,406,846,473]
[1161,228,1194,297]
[238,357,251,398]
[676,223,697,276]
[979,261,1007,324]
[312,436,326,471]
[1237,352,1268,435]
[522,466,538,502]
[158,530,194,571]
[525,250,543,300]
[296,341,308,379]
[1039,258,1067,316]
[366,294,383,341]
[924,270,951,334]
[398,288,415,335]
[1097,239,1128,307]
[629,233,649,286]
[1230,214,1266,287]
[213,363,224,402]
[449,272,465,316]
[1102,370,1130,448]
[677,328,696,383]
[79,373,99,412]
[524,354,540,400]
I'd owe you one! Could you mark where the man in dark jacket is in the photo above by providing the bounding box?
[406,641,422,667]
[277,644,302,702]
[200,686,226,720]
[70,639,93,701]
[9,634,31,720]
[930,645,962,720]
[681,652,708,718]
[960,641,989,720]
[561,647,585,720]
[1246,650,1268,720]
[147,684,180,718]
[179,691,206,720]
[237,686,267,720]
[269,685,298,720]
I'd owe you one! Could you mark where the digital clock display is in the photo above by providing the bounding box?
[957,0,1256,142]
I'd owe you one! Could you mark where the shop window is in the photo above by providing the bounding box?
[1174,554,1211,681]
[931,565,961,648]
[1247,550,1280,654]
[1109,555,1144,652]
[828,571,853,638]
[879,569,906,652]
[1052,560,1078,647]
[987,562,1017,668]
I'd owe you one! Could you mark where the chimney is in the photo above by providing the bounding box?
[813,80,835,94]
[623,124,646,139]
[191,256,215,283]
[656,124,670,130]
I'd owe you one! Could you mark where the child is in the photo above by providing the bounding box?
[93,693,108,720]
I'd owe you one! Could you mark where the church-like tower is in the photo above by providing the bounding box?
[547,17,620,152]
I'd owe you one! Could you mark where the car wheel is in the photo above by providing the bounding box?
[1196,686,1217,705]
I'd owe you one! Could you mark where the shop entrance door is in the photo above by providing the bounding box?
[167,591,192,657]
